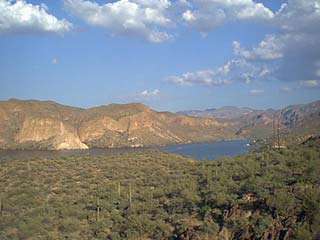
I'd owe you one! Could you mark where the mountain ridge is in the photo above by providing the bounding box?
[0,99,319,150]
[0,99,234,150]
[178,106,269,119]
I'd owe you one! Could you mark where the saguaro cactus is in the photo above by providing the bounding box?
[129,183,132,208]
[0,196,3,216]
[96,196,100,222]
[118,182,121,198]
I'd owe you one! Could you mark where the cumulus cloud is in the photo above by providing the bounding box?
[233,35,284,61]
[182,10,196,22]
[172,0,320,88]
[167,70,231,86]
[274,0,320,33]
[167,58,272,86]
[64,0,172,42]
[52,58,58,64]
[140,89,160,97]
[233,0,320,82]
[0,0,72,34]
[181,0,274,33]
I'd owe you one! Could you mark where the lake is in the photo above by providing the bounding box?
[162,139,251,160]
[0,139,251,162]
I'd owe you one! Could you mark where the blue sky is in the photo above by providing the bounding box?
[0,0,319,111]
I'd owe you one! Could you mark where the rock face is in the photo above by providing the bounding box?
[0,99,233,150]
[0,100,88,150]
[179,100,320,141]
[0,99,319,150]
[235,101,320,140]
[15,117,88,150]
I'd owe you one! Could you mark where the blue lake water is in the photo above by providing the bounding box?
[162,139,251,160]
[0,140,251,162]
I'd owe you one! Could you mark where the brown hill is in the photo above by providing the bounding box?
[235,101,320,143]
[178,100,320,144]
[0,99,233,150]
[1,99,319,150]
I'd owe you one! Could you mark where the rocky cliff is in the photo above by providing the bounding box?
[0,99,319,150]
[0,99,233,150]
[235,101,320,141]
[178,100,320,142]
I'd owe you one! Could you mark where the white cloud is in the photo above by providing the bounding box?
[182,9,196,22]
[249,89,264,96]
[168,0,320,88]
[52,58,58,64]
[181,0,274,33]
[229,0,320,82]
[64,0,172,42]
[233,35,284,61]
[140,89,160,97]
[167,69,231,86]
[300,80,320,88]
[167,58,271,87]
[169,1,320,87]
[0,0,72,34]
[275,0,320,33]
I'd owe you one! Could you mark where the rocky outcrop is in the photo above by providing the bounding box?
[179,100,320,142]
[0,99,232,150]
[0,99,318,150]
[15,117,88,150]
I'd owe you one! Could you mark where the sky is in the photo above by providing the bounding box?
[0,0,320,111]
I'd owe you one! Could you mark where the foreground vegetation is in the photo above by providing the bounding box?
[0,139,319,239]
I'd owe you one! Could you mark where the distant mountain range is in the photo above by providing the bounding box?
[0,99,319,150]
[178,106,262,119]
[0,99,234,150]
[178,101,320,142]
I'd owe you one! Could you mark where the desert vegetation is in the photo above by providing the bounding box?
[0,138,319,239]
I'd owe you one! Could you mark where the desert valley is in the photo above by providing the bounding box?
[1,0,320,239]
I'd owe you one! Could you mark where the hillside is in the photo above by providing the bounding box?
[178,101,320,143]
[236,101,320,142]
[0,139,319,239]
[0,99,319,150]
[0,99,234,150]
[178,106,259,119]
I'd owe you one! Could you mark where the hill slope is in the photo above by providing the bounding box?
[0,99,319,150]
[235,101,320,142]
[178,101,320,143]
[0,139,319,239]
[0,99,233,150]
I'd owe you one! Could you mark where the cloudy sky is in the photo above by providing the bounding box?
[0,0,320,111]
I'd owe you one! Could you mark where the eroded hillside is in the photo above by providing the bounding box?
[0,99,233,150]
[1,99,319,150]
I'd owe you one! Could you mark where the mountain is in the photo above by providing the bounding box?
[0,99,319,150]
[0,99,234,150]
[236,101,320,142]
[178,101,320,143]
[178,106,260,119]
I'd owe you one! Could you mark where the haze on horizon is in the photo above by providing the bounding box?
[1,0,320,111]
